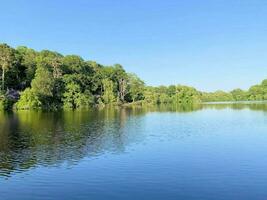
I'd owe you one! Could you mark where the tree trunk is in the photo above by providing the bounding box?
[2,68,5,91]
[119,78,127,102]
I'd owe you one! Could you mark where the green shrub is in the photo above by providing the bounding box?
[16,88,42,110]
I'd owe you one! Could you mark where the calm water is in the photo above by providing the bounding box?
[1,103,267,200]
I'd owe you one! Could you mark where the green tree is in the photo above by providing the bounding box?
[63,82,94,109]
[248,85,264,100]
[16,46,38,87]
[128,73,145,102]
[30,62,55,109]
[175,85,201,104]
[16,88,42,110]
[63,82,81,109]
[75,90,94,108]
[144,86,159,104]
[31,66,55,97]
[0,44,16,91]
[231,89,247,101]
[102,79,115,104]
[63,55,85,74]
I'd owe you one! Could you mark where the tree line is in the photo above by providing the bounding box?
[201,80,267,102]
[0,43,266,110]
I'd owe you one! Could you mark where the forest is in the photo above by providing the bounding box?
[0,43,267,110]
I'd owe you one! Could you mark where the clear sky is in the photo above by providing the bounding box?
[1,0,267,91]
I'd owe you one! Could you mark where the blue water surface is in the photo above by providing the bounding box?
[1,103,267,200]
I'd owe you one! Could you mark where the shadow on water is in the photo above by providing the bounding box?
[1,102,267,178]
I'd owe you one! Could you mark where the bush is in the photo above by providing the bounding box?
[16,88,42,110]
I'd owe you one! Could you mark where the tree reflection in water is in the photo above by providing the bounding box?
[1,103,267,178]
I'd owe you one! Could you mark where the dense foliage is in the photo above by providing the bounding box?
[0,43,147,110]
[0,43,267,110]
[201,80,267,102]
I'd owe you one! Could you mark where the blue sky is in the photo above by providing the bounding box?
[1,0,267,91]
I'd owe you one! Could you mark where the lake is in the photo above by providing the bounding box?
[1,103,267,200]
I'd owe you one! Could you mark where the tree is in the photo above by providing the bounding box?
[88,61,104,95]
[248,85,264,100]
[159,93,171,104]
[63,55,85,74]
[175,85,201,104]
[128,73,145,102]
[63,82,81,109]
[16,46,38,88]
[114,64,128,102]
[63,82,94,109]
[51,57,63,79]
[0,44,16,91]
[231,89,247,101]
[101,64,128,102]
[31,66,55,97]
[144,86,159,104]
[102,79,115,104]
[16,88,42,110]
[30,62,55,109]
[75,90,94,108]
